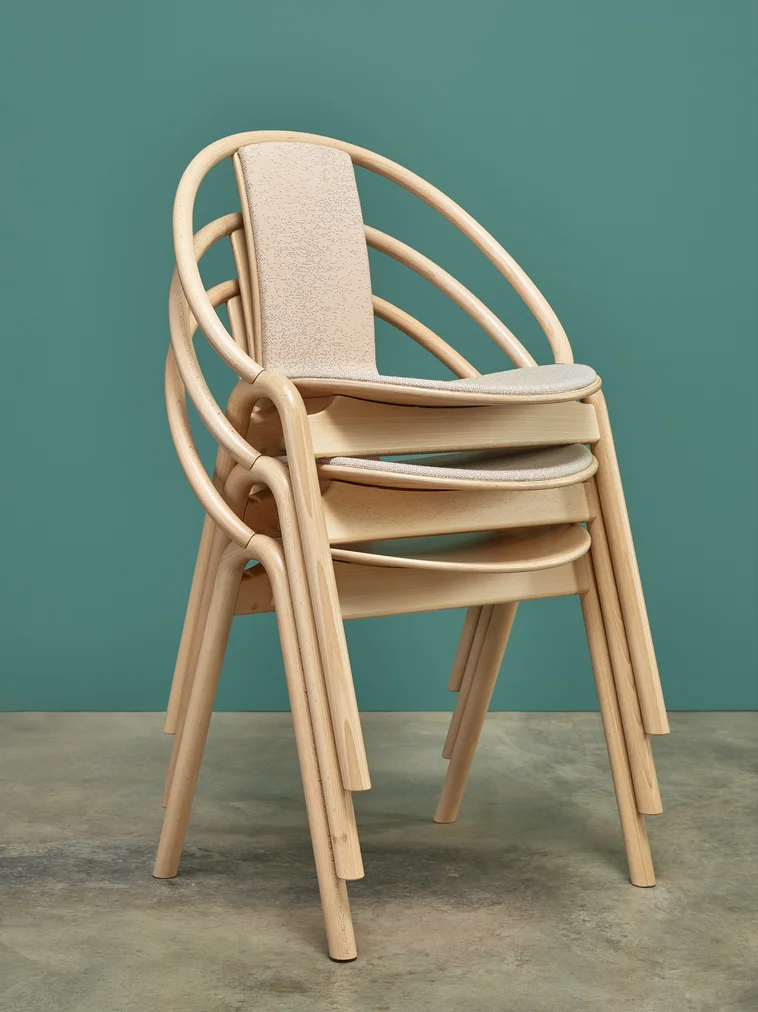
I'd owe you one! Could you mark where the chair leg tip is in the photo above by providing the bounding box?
[328,954,358,963]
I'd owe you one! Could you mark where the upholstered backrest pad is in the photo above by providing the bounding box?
[236,142,376,375]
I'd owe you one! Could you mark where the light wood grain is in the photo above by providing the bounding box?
[588,391,669,735]
[249,396,601,458]
[163,512,216,735]
[154,543,249,879]
[435,602,518,822]
[236,556,588,621]
[442,605,494,758]
[252,535,357,959]
[248,457,364,880]
[580,556,656,886]
[321,480,593,544]
[587,481,662,815]
[229,228,256,356]
[447,607,482,692]
[330,524,591,573]
[252,371,371,793]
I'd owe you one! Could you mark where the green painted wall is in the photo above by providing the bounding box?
[2,1,756,711]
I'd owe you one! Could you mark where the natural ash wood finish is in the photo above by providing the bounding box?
[162,131,668,958]
[155,538,357,961]
[169,247,373,793]
[164,349,364,881]
[252,371,372,793]
[164,512,216,735]
[226,295,249,357]
[162,523,231,805]
[435,603,518,822]
[587,481,662,815]
[442,605,494,759]
[588,391,669,736]
[246,457,364,880]
[249,397,601,458]
[236,555,588,622]
[330,525,591,573]
[447,607,482,692]
[320,480,594,544]
[229,228,256,356]
[154,543,250,880]
[580,557,656,887]
[163,455,364,881]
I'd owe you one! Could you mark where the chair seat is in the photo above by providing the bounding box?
[317,443,595,490]
[292,363,599,406]
[330,524,591,573]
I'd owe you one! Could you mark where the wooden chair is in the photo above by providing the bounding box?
[154,132,668,961]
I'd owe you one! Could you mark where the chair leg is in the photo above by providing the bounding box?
[447,606,483,692]
[588,391,669,735]
[154,543,247,880]
[254,535,357,961]
[442,605,494,759]
[588,482,662,815]
[256,372,371,792]
[435,602,517,824]
[164,513,217,733]
[162,524,231,807]
[250,457,364,882]
[581,556,656,887]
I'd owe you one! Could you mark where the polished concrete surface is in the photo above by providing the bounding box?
[1,712,755,1011]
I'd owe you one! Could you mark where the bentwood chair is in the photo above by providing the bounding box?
[155,132,668,961]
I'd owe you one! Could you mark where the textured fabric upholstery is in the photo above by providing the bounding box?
[237,143,595,400]
[291,363,596,396]
[322,443,592,482]
[237,142,377,374]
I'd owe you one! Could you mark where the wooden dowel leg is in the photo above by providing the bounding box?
[588,391,669,735]
[448,607,482,692]
[442,605,494,759]
[251,457,364,882]
[435,602,517,824]
[164,513,217,733]
[162,524,231,806]
[257,372,371,792]
[588,483,662,815]
[154,544,247,880]
[256,536,357,961]
[581,558,655,887]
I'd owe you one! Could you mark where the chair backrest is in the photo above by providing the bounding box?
[172,132,576,391]
[236,142,377,377]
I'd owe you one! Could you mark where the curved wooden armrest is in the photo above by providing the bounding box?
[165,348,256,550]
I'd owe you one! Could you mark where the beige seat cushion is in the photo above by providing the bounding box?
[322,443,592,483]
[290,362,596,397]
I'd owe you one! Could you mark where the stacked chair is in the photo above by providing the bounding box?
[154,132,669,961]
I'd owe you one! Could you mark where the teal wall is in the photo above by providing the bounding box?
[2,1,756,711]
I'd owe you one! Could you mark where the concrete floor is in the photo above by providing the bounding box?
[0,713,755,1011]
